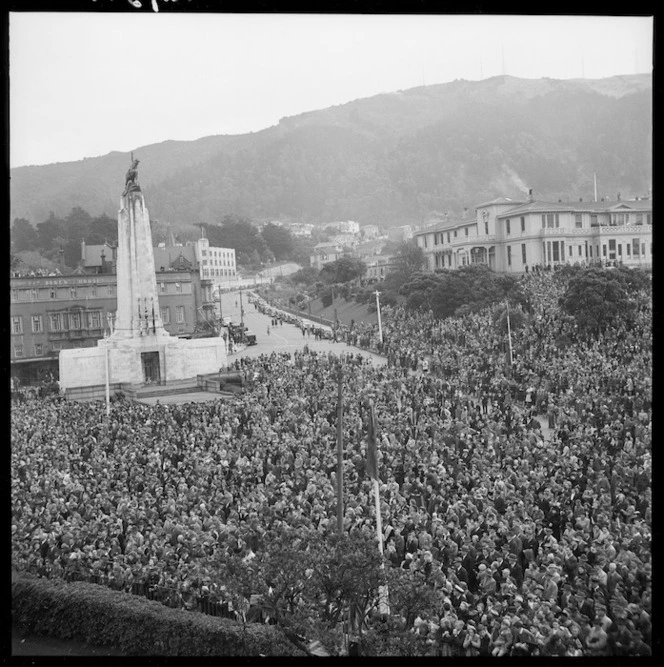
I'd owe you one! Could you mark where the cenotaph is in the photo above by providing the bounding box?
[59,155,227,394]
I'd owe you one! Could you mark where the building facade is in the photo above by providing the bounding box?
[10,270,215,383]
[414,193,653,273]
[310,242,344,270]
[153,236,237,283]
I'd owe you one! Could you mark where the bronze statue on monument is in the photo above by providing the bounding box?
[122,152,141,196]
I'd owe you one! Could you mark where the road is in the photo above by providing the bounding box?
[219,289,387,366]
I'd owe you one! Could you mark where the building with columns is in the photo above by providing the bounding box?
[414,191,652,273]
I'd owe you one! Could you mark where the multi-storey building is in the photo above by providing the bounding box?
[153,235,237,283]
[10,269,215,383]
[414,192,652,273]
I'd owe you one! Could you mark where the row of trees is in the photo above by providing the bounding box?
[10,209,315,274]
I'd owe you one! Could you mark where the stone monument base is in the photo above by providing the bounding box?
[58,335,227,395]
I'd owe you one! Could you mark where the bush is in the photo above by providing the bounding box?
[12,571,303,656]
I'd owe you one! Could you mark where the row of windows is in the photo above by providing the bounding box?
[502,238,652,266]
[11,278,200,302]
[202,268,236,278]
[11,306,187,336]
[10,285,115,301]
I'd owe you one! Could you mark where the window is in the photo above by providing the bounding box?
[11,289,18,301]
[91,285,97,297]
[569,246,573,258]
[159,282,166,293]
[575,214,583,228]
[176,306,185,324]
[602,245,607,258]
[161,307,170,324]
[434,233,439,246]
[11,316,23,334]
[108,285,115,296]
[31,315,43,333]
[626,244,631,256]
[34,343,44,356]
[507,246,512,267]
[521,244,527,265]
[632,239,640,257]
[578,245,583,257]
[50,287,57,299]
[423,236,428,248]
[505,219,511,235]
[589,245,593,258]
[175,282,182,293]
[454,230,457,238]
[520,217,525,233]
[542,213,559,229]
[590,214,598,227]
[70,312,81,329]
[552,242,560,262]
[14,344,24,358]
[447,232,451,243]
[70,287,77,298]
[618,244,622,257]
[89,311,102,329]
[31,288,38,300]
[50,313,62,331]
[464,227,469,236]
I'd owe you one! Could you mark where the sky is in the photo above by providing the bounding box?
[10,12,653,168]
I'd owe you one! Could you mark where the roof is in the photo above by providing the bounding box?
[476,196,527,209]
[498,198,652,217]
[497,200,572,217]
[83,243,115,267]
[417,214,477,234]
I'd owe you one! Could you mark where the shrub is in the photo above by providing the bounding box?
[12,571,303,656]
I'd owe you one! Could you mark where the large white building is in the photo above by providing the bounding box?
[154,236,237,283]
[414,192,652,273]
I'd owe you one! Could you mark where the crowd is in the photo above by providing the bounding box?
[11,270,651,655]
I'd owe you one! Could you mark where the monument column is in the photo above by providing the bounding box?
[112,155,167,339]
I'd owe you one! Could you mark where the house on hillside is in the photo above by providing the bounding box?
[310,242,343,270]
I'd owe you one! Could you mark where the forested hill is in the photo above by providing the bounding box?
[11,74,652,227]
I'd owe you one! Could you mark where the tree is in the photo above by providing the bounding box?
[11,218,39,253]
[319,257,366,285]
[559,267,639,337]
[262,223,295,261]
[36,213,67,251]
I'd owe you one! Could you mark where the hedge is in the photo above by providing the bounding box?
[12,571,305,656]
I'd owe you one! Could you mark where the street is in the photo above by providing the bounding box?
[219,289,387,366]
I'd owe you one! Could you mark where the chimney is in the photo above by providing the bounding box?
[617,192,621,201]
[100,249,106,274]
[59,247,66,272]
[81,239,86,264]
[528,188,534,202]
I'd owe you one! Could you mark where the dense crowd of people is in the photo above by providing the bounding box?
[12,270,651,655]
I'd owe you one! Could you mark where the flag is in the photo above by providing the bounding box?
[366,401,378,481]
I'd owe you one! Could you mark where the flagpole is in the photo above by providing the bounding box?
[375,291,383,345]
[336,366,344,533]
[506,300,514,367]
[368,400,390,615]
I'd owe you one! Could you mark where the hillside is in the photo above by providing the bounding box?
[10,74,652,227]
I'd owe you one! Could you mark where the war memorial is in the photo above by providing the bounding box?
[58,157,227,397]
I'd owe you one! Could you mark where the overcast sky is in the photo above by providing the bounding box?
[10,12,653,168]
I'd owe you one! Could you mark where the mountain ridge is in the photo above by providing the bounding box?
[11,74,652,227]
